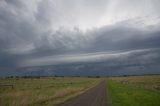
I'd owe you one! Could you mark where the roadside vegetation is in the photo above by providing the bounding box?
[107,75,160,106]
[1,75,160,106]
[0,77,101,106]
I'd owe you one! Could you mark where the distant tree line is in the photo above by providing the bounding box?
[5,75,103,79]
[4,74,160,79]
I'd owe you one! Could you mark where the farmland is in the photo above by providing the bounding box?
[0,77,101,106]
[107,75,160,106]
[0,75,160,106]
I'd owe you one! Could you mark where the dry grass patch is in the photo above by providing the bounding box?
[0,77,101,106]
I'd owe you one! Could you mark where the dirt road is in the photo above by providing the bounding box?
[57,81,109,106]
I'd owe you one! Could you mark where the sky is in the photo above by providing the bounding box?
[0,0,160,76]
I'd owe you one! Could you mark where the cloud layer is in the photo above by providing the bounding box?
[0,0,160,76]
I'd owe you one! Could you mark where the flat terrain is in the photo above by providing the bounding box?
[1,75,160,106]
[57,81,108,106]
[0,77,101,106]
[108,75,160,106]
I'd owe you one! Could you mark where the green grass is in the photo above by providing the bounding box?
[0,77,101,106]
[109,75,160,92]
[107,76,160,106]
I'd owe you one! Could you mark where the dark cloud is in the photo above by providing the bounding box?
[2,48,160,77]
[89,25,160,52]
[0,0,160,76]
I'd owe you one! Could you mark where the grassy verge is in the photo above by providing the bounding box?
[107,76,160,106]
[0,77,101,106]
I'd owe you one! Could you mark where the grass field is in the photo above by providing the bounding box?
[1,75,160,106]
[107,75,160,106]
[0,77,101,106]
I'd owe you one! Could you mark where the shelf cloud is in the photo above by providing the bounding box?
[0,0,160,76]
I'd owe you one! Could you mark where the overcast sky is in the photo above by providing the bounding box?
[0,0,160,70]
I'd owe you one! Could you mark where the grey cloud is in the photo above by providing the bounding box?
[0,0,160,77]
[9,48,160,76]
[20,48,160,67]
[89,24,160,52]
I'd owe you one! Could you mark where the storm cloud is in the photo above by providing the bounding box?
[0,0,160,76]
